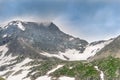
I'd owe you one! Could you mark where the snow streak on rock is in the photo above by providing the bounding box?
[17,22,25,31]
[94,66,104,80]
[47,65,64,75]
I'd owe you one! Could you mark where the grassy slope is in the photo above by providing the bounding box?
[93,56,120,80]
[51,57,120,80]
[7,56,120,80]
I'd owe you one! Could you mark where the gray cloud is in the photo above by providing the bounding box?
[0,0,120,42]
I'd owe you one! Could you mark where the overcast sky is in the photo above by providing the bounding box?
[0,0,120,42]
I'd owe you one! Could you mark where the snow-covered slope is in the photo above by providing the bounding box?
[40,39,113,61]
[90,36,120,60]
[0,45,73,80]
[83,39,113,60]
[0,45,32,80]
[6,58,32,80]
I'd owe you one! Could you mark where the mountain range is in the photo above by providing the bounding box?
[0,20,120,80]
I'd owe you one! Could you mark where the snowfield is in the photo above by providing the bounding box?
[3,58,32,80]
[40,39,113,61]
[0,45,32,80]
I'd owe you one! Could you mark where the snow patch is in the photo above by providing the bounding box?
[0,44,9,59]
[47,65,64,75]
[12,58,32,70]
[4,21,26,31]
[94,66,104,80]
[0,54,17,66]
[5,58,32,80]
[59,49,82,61]
[36,76,75,80]
[23,77,31,80]
[69,67,73,69]
[69,37,74,41]
[17,22,25,31]
[36,76,51,80]
[59,76,75,80]
[2,34,7,38]
[40,52,66,60]
[40,49,86,61]
[7,70,30,80]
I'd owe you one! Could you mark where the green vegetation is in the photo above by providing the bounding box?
[93,56,120,80]
[51,57,120,80]
[51,61,99,80]
[27,60,63,79]
[25,56,120,80]
[0,77,5,80]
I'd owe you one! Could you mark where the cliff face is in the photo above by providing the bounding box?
[0,20,88,60]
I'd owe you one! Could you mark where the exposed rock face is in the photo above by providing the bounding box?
[0,20,88,60]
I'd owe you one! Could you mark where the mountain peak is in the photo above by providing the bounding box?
[40,21,52,27]
[0,20,88,60]
[1,20,61,32]
[8,20,23,25]
[7,20,25,31]
[48,22,60,31]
